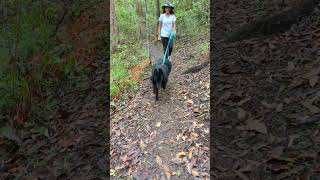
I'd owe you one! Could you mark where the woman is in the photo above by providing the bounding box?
[158,2,176,61]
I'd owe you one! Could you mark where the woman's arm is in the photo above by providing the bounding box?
[158,22,162,39]
[172,15,176,30]
[158,22,162,35]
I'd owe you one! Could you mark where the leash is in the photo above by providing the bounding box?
[162,30,176,65]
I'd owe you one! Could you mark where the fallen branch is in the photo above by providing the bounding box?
[182,60,209,75]
[226,0,320,42]
[297,113,320,125]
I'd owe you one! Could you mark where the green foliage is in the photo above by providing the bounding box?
[0,64,28,113]
[115,1,139,42]
[0,0,52,114]
[171,0,209,37]
[0,0,94,121]
[110,169,117,176]
[110,44,146,100]
[199,42,209,55]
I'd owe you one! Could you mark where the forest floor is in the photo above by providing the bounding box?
[212,0,320,179]
[110,37,210,180]
[1,1,108,179]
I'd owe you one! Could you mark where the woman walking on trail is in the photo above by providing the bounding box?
[158,2,176,62]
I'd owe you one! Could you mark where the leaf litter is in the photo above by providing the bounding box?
[212,0,320,179]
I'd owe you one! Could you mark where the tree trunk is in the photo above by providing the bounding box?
[110,0,118,52]
[136,0,145,39]
[155,0,160,40]
[156,0,160,19]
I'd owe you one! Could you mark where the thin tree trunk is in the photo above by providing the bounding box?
[156,0,160,19]
[155,0,160,39]
[136,0,145,39]
[110,0,118,52]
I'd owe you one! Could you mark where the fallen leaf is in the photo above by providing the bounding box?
[188,149,193,159]
[201,172,210,177]
[155,122,161,127]
[187,99,194,106]
[302,100,320,114]
[261,101,276,109]
[288,62,295,71]
[156,155,163,166]
[191,169,200,177]
[244,118,268,134]
[156,155,171,179]
[215,91,232,106]
[267,164,290,172]
[193,108,200,114]
[171,157,185,164]
[288,78,304,88]
[128,167,132,175]
[176,152,187,158]
[233,170,250,180]
[174,170,181,176]
[204,128,209,134]
[139,140,146,149]
[181,135,187,141]
[238,160,261,172]
[120,155,128,162]
[276,103,283,112]
[297,113,320,125]
[288,135,299,147]
[277,165,304,179]
[163,165,171,179]
[309,75,319,87]
[238,108,246,119]
[270,146,284,158]
[237,96,251,106]
[176,134,182,141]
[304,65,320,79]
[190,132,199,141]
[115,164,126,170]
[186,163,192,174]
[192,121,204,128]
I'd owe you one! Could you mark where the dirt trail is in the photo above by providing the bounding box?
[111,40,210,179]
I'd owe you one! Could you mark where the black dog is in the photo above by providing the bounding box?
[150,58,172,100]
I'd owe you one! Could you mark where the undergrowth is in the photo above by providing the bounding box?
[0,0,93,131]
[110,43,148,102]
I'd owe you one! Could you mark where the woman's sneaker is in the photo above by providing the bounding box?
[169,56,173,64]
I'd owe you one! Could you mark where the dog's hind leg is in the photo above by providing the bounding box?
[162,81,167,89]
[155,88,159,100]
[153,83,157,94]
